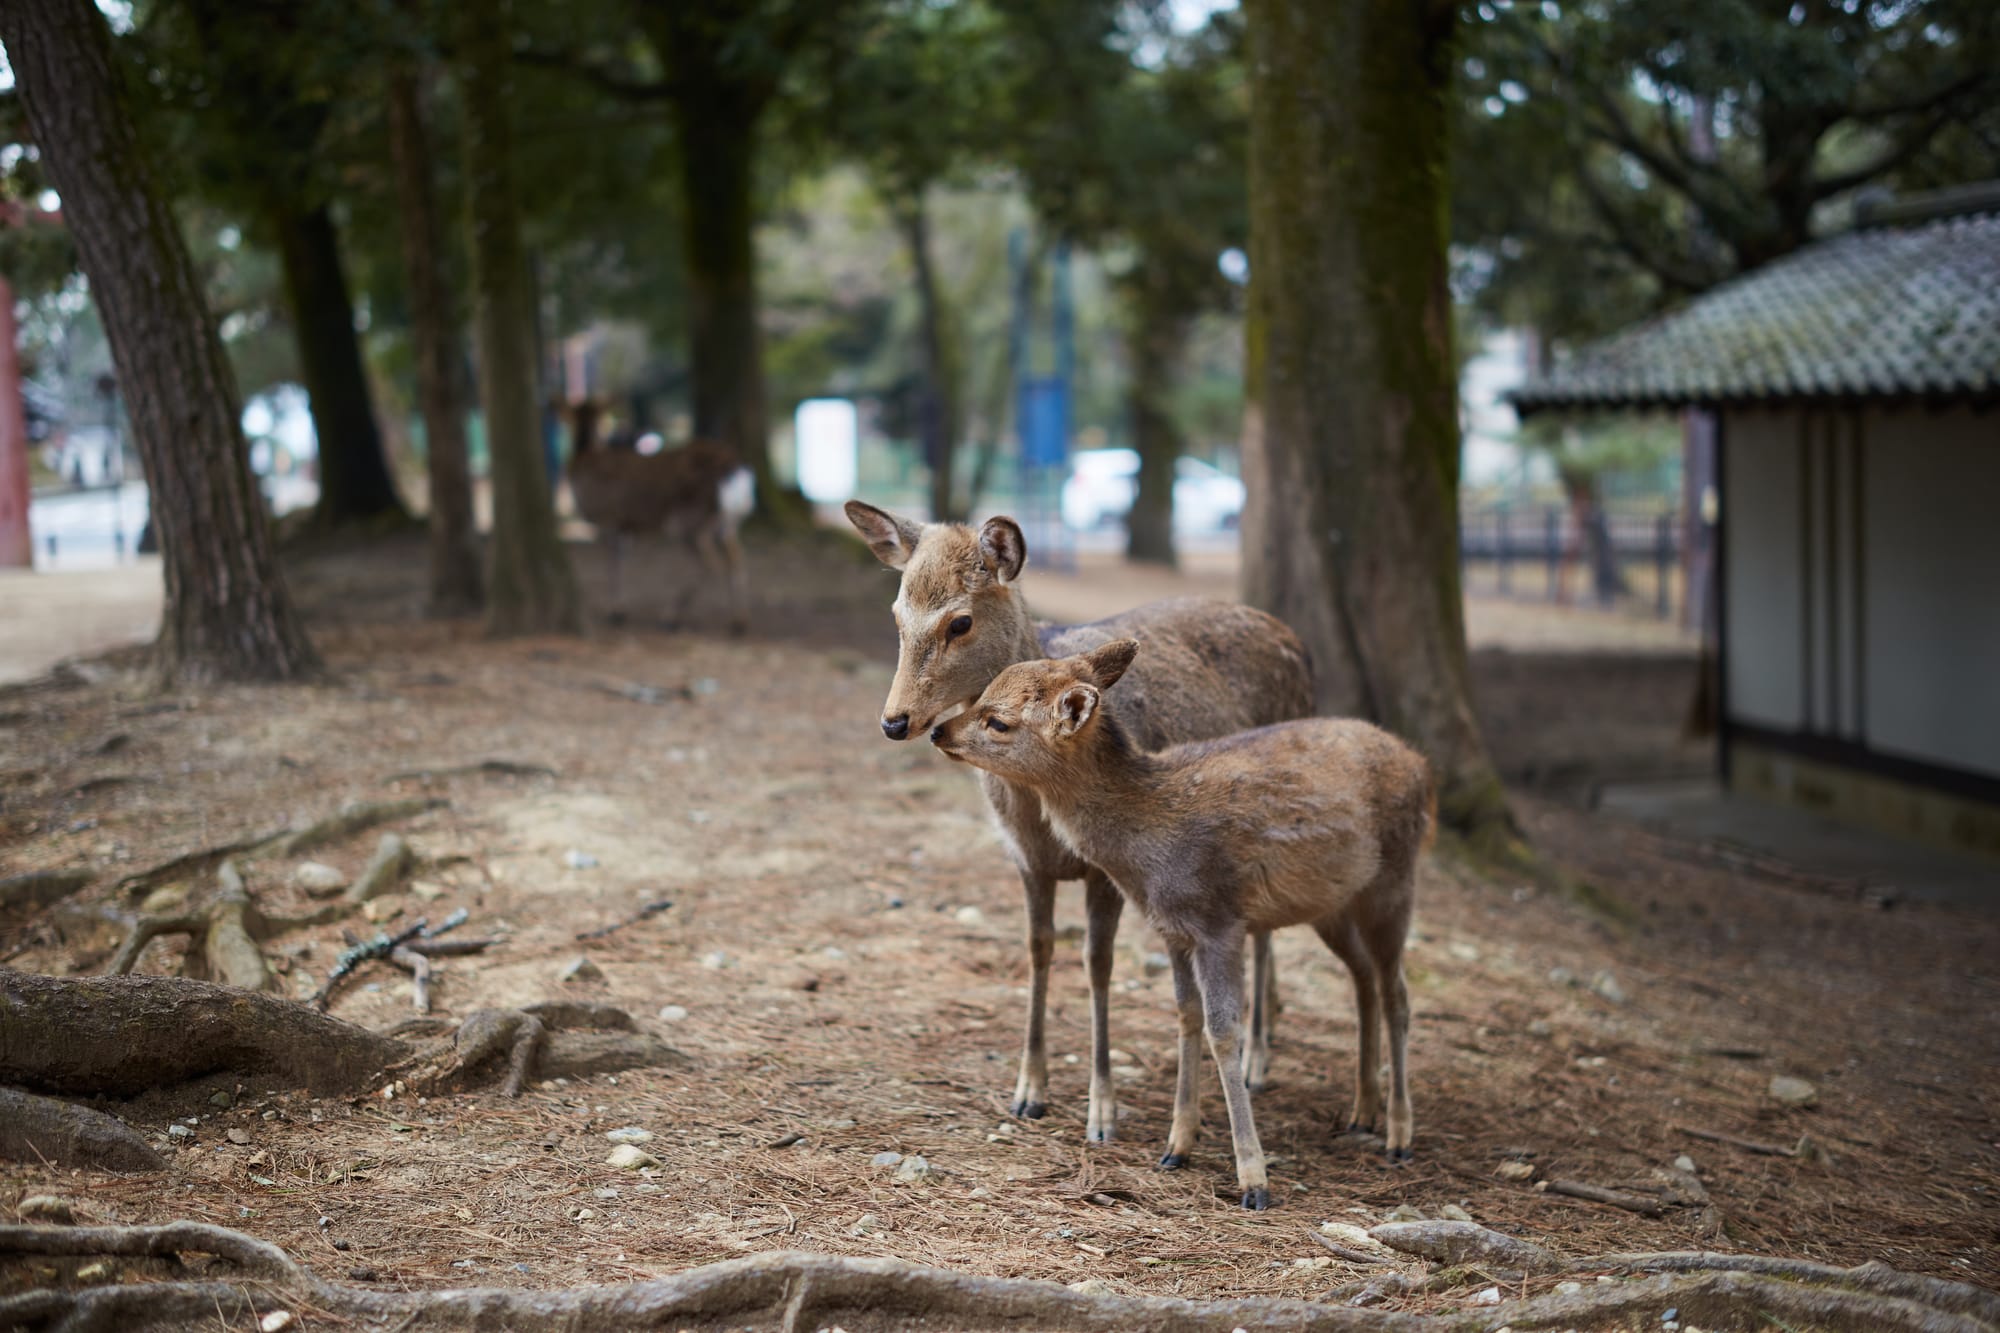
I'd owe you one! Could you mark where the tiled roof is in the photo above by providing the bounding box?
[1509,200,2000,414]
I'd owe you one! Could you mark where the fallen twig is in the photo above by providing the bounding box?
[387,946,432,1013]
[574,898,674,942]
[1306,1229,1387,1266]
[1538,1180,1665,1216]
[1674,1123,1799,1157]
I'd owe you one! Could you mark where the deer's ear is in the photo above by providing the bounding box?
[1082,639,1138,689]
[1056,683,1100,736]
[845,501,924,570]
[977,516,1027,583]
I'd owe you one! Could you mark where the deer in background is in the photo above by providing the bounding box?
[932,640,1431,1208]
[845,501,1311,1143]
[565,401,754,631]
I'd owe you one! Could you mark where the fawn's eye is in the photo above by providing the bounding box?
[948,615,972,638]
[985,717,1010,733]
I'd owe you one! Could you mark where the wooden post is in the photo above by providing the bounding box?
[0,276,34,568]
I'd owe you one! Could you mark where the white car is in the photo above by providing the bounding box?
[1059,448,1244,533]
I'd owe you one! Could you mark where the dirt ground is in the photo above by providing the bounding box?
[1,528,1995,1316]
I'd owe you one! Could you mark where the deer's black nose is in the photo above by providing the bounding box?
[930,724,947,743]
[882,714,910,740]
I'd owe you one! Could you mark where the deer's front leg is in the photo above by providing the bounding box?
[1160,946,1203,1168]
[1082,868,1123,1143]
[1011,870,1058,1119]
[1194,930,1269,1210]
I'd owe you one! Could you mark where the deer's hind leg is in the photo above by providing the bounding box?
[1243,931,1277,1092]
[1315,917,1383,1135]
[1083,868,1124,1143]
[1010,869,1058,1120]
[1370,909,1415,1164]
[1160,946,1204,1170]
[1191,928,1269,1209]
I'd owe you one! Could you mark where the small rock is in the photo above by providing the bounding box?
[1494,1160,1535,1181]
[1590,970,1627,1005]
[558,956,604,984]
[1143,952,1171,975]
[293,862,346,893]
[954,906,985,926]
[259,1312,296,1332]
[657,1004,689,1023]
[1447,941,1480,962]
[17,1196,75,1225]
[1067,1279,1116,1297]
[1663,1309,1678,1323]
[208,1090,233,1109]
[700,950,729,970]
[571,1207,596,1221]
[1470,1286,1501,1305]
[849,1212,882,1236]
[605,1127,654,1145]
[167,1124,194,1140]
[1438,1203,1474,1222]
[1112,1065,1144,1083]
[362,895,405,924]
[605,1144,661,1170]
[894,1154,939,1184]
[871,1151,904,1169]
[1674,1154,1697,1173]
[593,1188,620,1200]
[1526,1018,1553,1037]
[409,878,447,901]
[1547,966,1576,987]
[76,1261,109,1281]
[1108,1048,1135,1066]
[1556,1281,1583,1294]
[1769,1075,1817,1107]
[226,1128,252,1146]
[563,849,600,870]
[1384,1203,1425,1222]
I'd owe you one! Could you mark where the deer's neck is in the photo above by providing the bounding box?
[998,589,1044,667]
[1030,718,1169,888]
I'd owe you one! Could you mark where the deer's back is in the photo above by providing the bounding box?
[570,441,742,535]
[1041,598,1313,749]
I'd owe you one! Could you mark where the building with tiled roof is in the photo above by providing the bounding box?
[1511,183,2000,858]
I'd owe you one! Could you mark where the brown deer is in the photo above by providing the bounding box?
[565,401,754,630]
[845,501,1311,1142]
[932,640,1431,1208]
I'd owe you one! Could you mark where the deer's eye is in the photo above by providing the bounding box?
[985,717,1010,733]
[948,615,972,638]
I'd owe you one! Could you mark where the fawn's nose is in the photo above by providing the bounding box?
[929,724,947,744]
[881,714,911,740]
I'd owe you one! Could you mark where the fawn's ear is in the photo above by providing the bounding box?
[1081,639,1138,689]
[977,516,1027,584]
[845,501,924,570]
[1055,682,1101,736]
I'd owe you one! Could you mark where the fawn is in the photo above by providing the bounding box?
[931,640,1432,1209]
[565,401,754,630]
[845,502,1312,1141]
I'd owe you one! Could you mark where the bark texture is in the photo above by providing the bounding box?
[900,192,963,523]
[386,57,484,614]
[272,201,407,528]
[1125,281,1188,568]
[0,0,319,685]
[1241,0,1511,845]
[0,1086,165,1173]
[456,0,579,636]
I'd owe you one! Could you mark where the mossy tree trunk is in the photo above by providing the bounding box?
[386,55,484,615]
[0,0,319,684]
[899,190,963,523]
[456,0,579,636]
[270,201,408,529]
[1241,0,1512,846]
[1124,276,1188,568]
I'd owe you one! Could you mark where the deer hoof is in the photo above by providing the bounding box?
[1240,1187,1270,1211]
[1087,1124,1114,1144]
[1157,1152,1188,1170]
[1010,1099,1047,1120]
[1346,1120,1378,1136]
[1387,1146,1414,1166]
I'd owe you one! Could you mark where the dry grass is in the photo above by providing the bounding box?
[1,533,1995,1316]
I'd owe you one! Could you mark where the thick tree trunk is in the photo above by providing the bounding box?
[271,201,408,528]
[675,103,774,490]
[386,58,484,615]
[1241,0,1511,846]
[1125,283,1187,568]
[900,191,962,523]
[0,0,318,685]
[456,0,579,636]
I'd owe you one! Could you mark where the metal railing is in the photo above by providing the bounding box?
[1459,503,1681,619]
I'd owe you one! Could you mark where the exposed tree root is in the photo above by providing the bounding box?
[0,870,95,915]
[268,797,447,859]
[383,758,557,784]
[0,1221,1992,1333]
[105,861,273,990]
[344,832,415,903]
[0,973,683,1117]
[0,1087,164,1173]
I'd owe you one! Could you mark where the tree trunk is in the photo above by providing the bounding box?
[1125,281,1187,568]
[271,201,408,528]
[900,191,962,523]
[0,0,319,685]
[1241,0,1511,846]
[386,57,483,615]
[674,102,774,491]
[456,0,580,636]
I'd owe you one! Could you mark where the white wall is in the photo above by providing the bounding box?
[1724,405,2000,780]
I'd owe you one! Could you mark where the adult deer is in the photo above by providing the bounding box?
[846,502,1312,1140]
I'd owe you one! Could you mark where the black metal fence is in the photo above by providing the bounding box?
[1459,504,1682,619]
